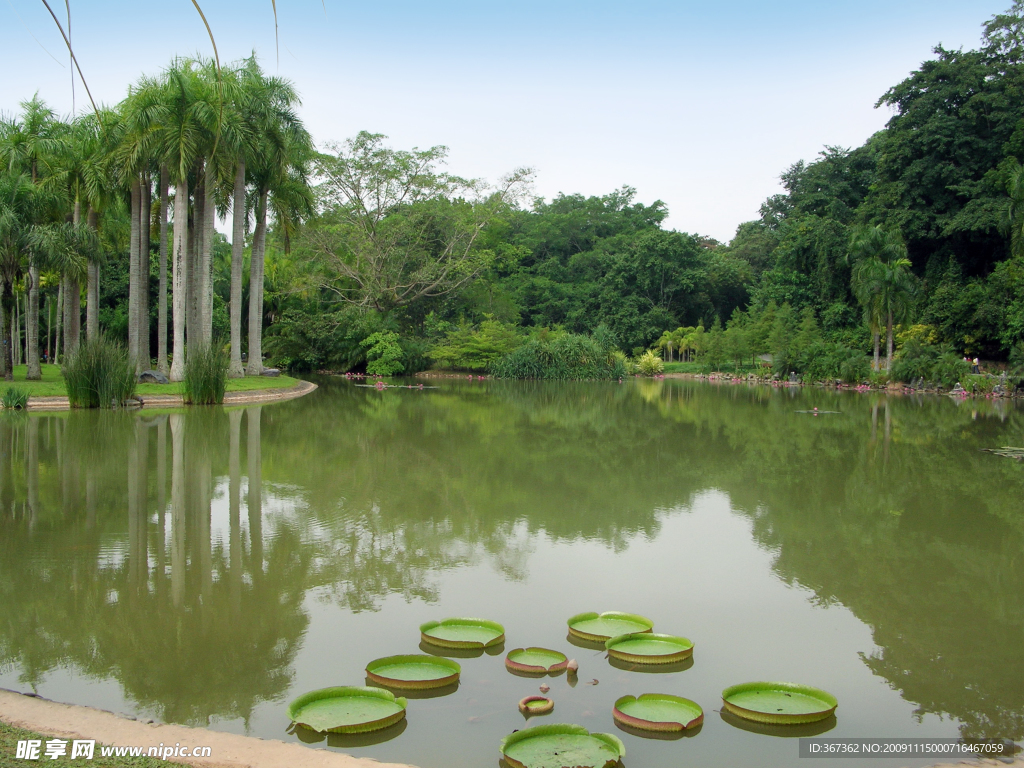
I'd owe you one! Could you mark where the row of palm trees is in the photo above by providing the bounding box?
[0,54,311,381]
[848,226,914,372]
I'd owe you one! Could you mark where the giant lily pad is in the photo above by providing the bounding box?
[500,724,625,768]
[613,694,703,732]
[506,647,568,676]
[420,617,505,649]
[366,655,461,690]
[722,681,837,725]
[567,611,653,642]
[605,633,693,665]
[287,686,407,734]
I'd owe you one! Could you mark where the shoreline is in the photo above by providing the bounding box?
[24,380,318,412]
[0,688,414,768]
[660,372,1021,400]
[1,688,1018,768]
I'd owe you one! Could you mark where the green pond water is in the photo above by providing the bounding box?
[0,376,1022,767]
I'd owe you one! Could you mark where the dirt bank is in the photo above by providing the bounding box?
[0,689,414,768]
[26,380,317,411]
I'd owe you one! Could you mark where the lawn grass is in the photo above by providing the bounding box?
[0,365,299,399]
[0,720,168,768]
[663,361,764,375]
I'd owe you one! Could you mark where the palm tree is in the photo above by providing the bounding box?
[849,226,915,371]
[144,58,218,382]
[0,95,63,380]
[244,73,309,377]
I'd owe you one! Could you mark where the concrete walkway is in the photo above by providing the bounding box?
[0,689,414,768]
[26,380,317,411]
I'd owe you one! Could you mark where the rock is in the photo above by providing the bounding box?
[138,370,169,384]
[261,368,281,377]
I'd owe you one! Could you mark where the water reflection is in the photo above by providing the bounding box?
[0,378,1021,750]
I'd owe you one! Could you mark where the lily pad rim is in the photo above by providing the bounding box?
[419,617,506,636]
[365,654,462,675]
[613,693,704,730]
[286,686,407,732]
[721,681,838,713]
[499,723,626,759]
[567,611,654,634]
[605,632,694,652]
[506,646,570,674]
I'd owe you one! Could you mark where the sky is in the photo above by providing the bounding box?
[0,0,1010,241]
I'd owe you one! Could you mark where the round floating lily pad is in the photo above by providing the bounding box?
[721,681,838,725]
[420,618,505,649]
[287,686,407,734]
[605,633,693,665]
[366,655,461,690]
[567,611,654,642]
[500,724,625,768]
[519,696,554,716]
[506,648,569,675]
[613,694,703,732]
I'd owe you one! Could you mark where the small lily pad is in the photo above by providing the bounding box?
[287,686,407,734]
[567,611,653,642]
[506,647,569,675]
[500,724,625,768]
[722,681,837,725]
[519,696,554,716]
[613,694,703,732]
[366,654,461,690]
[420,618,505,649]
[605,633,693,665]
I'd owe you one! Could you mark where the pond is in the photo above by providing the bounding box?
[0,377,1022,768]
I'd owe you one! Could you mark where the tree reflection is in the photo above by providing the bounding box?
[0,380,1021,740]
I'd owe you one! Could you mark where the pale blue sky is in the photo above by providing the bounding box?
[0,0,1009,240]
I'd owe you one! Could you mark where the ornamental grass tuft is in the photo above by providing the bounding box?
[1,387,28,409]
[62,337,137,408]
[182,343,228,405]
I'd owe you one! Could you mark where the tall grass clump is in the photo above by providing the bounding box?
[183,344,228,405]
[491,333,627,380]
[62,337,137,408]
[1,387,28,409]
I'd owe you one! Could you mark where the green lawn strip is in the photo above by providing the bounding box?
[0,366,299,399]
[0,720,170,768]
[663,361,762,375]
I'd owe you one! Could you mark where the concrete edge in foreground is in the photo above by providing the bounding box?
[25,380,317,411]
[0,689,415,768]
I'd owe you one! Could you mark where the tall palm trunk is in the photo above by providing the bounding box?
[201,167,214,345]
[139,174,151,368]
[188,165,203,348]
[54,284,62,365]
[128,176,141,365]
[245,188,268,376]
[872,330,880,372]
[13,292,20,367]
[26,261,40,380]
[885,311,894,372]
[86,208,100,342]
[64,201,82,358]
[157,165,170,375]
[3,288,14,381]
[229,162,245,377]
[169,179,189,383]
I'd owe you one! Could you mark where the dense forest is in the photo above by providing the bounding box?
[3,3,1024,383]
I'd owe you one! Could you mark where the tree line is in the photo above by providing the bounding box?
[4,3,1024,382]
[0,54,310,382]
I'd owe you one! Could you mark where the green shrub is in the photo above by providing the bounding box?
[635,350,664,376]
[361,331,406,376]
[62,337,137,408]
[963,373,996,394]
[491,333,626,380]
[182,343,228,405]
[1,387,28,409]
[798,342,870,383]
[428,319,522,372]
[931,349,970,388]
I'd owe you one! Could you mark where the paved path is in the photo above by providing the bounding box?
[26,380,317,411]
[0,689,414,768]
